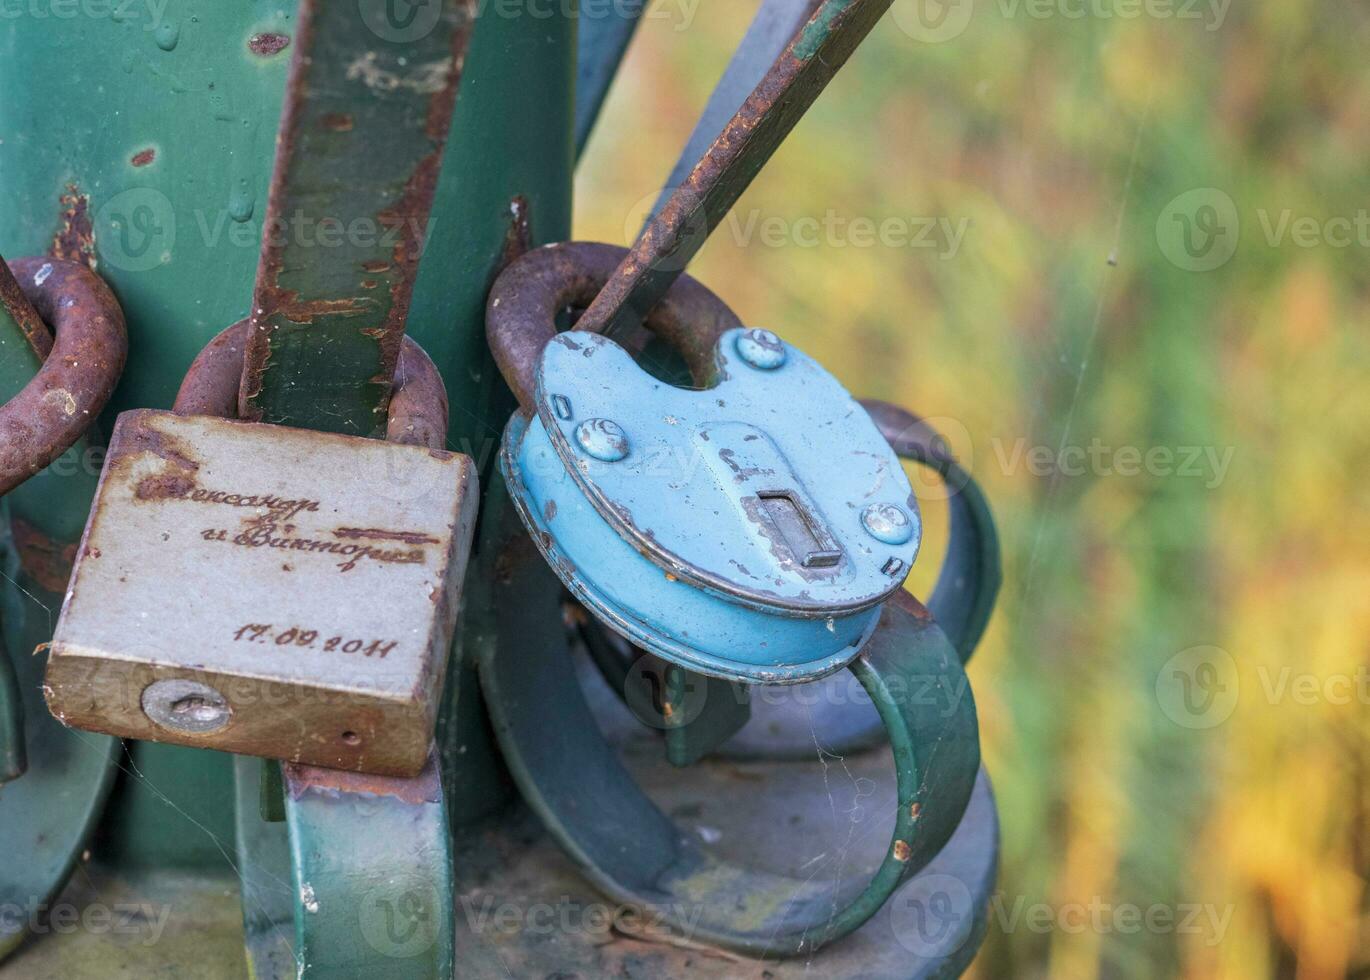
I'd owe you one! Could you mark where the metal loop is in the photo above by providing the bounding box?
[174,319,448,449]
[485,241,742,412]
[0,258,127,496]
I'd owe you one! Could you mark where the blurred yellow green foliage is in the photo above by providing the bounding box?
[578,2,1370,977]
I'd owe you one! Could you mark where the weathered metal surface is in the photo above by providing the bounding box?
[0,0,574,890]
[240,0,477,435]
[501,324,920,683]
[2,751,996,980]
[178,319,449,449]
[574,0,648,158]
[44,410,478,776]
[0,257,127,496]
[648,0,825,222]
[487,241,741,412]
[0,545,120,961]
[0,254,51,361]
[576,0,896,339]
[0,252,122,957]
[479,480,980,957]
[0,631,23,783]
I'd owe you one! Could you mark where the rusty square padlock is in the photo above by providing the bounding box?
[43,408,478,777]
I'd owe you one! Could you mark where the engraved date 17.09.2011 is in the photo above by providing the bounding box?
[232,623,399,659]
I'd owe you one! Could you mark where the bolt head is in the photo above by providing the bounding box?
[735,328,787,370]
[141,679,231,735]
[861,503,915,546]
[575,418,630,462]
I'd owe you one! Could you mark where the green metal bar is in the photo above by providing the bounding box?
[574,0,646,159]
[577,0,895,339]
[241,0,477,435]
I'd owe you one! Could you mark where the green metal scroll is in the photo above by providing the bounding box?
[479,479,981,957]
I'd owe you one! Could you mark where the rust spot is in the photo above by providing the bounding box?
[113,411,201,474]
[51,185,96,269]
[130,148,156,168]
[500,195,532,268]
[134,473,195,501]
[361,260,390,273]
[11,518,77,593]
[248,32,291,56]
[892,840,912,862]
[360,279,380,289]
[543,499,557,523]
[322,112,354,132]
[910,801,922,819]
[284,752,442,804]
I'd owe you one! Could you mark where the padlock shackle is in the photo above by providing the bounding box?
[0,258,127,496]
[486,241,742,412]
[174,320,449,450]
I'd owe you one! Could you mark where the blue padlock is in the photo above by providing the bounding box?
[490,243,921,684]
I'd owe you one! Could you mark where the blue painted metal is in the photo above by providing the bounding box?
[500,327,920,683]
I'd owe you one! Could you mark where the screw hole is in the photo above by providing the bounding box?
[340,731,361,746]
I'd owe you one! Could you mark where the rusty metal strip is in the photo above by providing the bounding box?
[239,0,477,435]
[0,258,127,496]
[576,0,894,339]
[648,0,825,223]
